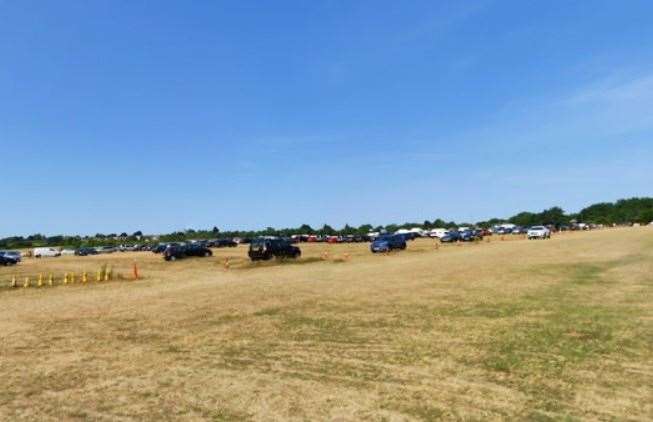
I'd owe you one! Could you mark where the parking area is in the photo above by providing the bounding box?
[1,227,651,420]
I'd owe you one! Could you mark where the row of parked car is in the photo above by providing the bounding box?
[1,225,556,266]
[158,238,301,262]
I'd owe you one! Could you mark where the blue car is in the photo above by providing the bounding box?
[371,235,407,253]
[440,231,461,243]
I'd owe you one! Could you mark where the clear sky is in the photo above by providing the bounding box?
[2,1,652,236]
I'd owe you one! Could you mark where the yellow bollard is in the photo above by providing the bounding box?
[11,276,17,288]
[71,272,76,284]
[64,273,69,285]
[38,274,43,287]
[96,270,101,282]
[104,268,110,281]
[48,273,54,286]
[82,272,88,284]
[23,277,30,288]
[223,258,230,271]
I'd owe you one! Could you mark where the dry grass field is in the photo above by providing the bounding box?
[1,228,652,421]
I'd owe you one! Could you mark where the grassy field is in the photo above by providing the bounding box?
[1,228,652,421]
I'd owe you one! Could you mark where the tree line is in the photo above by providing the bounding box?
[1,197,651,249]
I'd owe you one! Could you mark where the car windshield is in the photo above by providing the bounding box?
[531,226,545,230]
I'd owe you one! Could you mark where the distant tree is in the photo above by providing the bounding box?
[385,224,399,233]
[298,224,314,234]
[341,224,355,235]
[357,224,373,234]
[212,226,220,234]
[509,212,539,227]
[641,209,653,224]
[432,219,447,228]
[319,224,336,236]
[119,232,128,238]
[540,207,567,226]
[132,231,143,237]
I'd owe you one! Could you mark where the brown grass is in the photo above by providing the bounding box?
[1,228,652,420]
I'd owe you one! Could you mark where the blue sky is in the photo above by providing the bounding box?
[1,1,652,236]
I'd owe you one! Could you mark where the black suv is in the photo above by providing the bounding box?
[164,244,213,261]
[248,238,301,261]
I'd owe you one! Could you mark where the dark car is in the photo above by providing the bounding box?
[0,254,19,266]
[214,239,237,248]
[75,247,99,256]
[458,230,475,241]
[153,242,180,253]
[164,244,212,261]
[0,251,22,262]
[370,235,407,253]
[248,238,301,261]
[440,231,461,243]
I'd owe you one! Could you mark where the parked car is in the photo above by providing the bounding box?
[248,238,301,261]
[75,247,99,256]
[370,235,407,253]
[96,246,117,254]
[511,226,527,235]
[119,244,139,252]
[61,249,76,256]
[527,226,551,239]
[214,239,237,248]
[0,254,19,266]
[495,227,512,235]
[33,247,61,258]
[152,243,180,253]
[439,231,461,243]
[0,251,22,262]
[459,230,482,242]
[428,228,449,238]
[164,244,213,261]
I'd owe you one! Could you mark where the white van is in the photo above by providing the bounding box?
[33,247,61,258]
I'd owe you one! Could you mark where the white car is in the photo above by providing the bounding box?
[60,249,76,256]
[527,226,551,240]
[33,247,62,258]
[428,228,449,238]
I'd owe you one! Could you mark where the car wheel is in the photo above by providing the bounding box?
[170,256,176,261]
[204,251,210,257]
